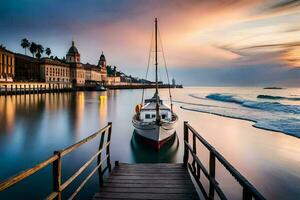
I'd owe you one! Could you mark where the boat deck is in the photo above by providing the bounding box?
[93,163,200,200]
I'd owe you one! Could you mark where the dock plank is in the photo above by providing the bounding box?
[93,163,199,200]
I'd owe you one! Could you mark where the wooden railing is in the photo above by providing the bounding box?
[183,121,266,200]
[0,122,112,200]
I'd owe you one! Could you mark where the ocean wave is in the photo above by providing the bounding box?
[206,93,300,114]
[257,95,300,101]
[180,105,300,138]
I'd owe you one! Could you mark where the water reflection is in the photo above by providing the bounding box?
[130,131,179,163]
[0,88,299,200]
[0,96,16,134]
[99,94,107,120]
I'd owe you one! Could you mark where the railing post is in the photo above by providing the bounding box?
[97,127,106,187]
[5,85,7,96]
[106,122,112,172]
[183,121,189,166]
[209,151,216,200]
[53,151,62,200]
[192,133,196,172]
[243,188,252,200]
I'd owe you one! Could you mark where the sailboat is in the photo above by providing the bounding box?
[132,18,178,149]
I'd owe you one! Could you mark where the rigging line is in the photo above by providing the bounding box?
[141,26,154,104]
[158,26,173,112]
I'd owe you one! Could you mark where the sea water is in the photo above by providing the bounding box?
[179,87,300,138]
[0,87,299,199]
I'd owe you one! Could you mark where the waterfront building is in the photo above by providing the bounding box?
[1,41,110,86]
[14,54,40,82]
[39,58,70,83]
[0,46,15,82]
[106,76,121,85]
[66,41,85,85]
[98,52,107,82]
[83,63,101,83]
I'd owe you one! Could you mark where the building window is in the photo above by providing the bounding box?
[151,114,156,118]
[145,114,150,119]
[162,114,166,119]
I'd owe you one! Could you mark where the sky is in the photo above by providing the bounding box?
[1,0,300,86]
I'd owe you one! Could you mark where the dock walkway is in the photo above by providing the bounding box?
[93,163,199,200]
[0,122,266,200]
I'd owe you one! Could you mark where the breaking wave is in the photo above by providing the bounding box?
[257,95,300,101]
[180,93,300,138]
[206,93,300,114]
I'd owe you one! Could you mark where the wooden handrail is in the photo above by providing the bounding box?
[185,141,227,199]
[0,154,59,191]
[0,122,113,200]
[67,155,109,200]
[60,124,111,157]
[183,121,266,200]
[60,141,110,191]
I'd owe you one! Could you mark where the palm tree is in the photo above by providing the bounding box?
[21,38,30,55]
[36,44,44,59]
[45,47,51,57]
[29,42,38,57]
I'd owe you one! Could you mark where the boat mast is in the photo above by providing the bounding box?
[155,18,160,123]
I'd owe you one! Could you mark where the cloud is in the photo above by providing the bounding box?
[270,0,300,10]
[1,0,300,85]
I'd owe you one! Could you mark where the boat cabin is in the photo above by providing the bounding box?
[139,95,172,123]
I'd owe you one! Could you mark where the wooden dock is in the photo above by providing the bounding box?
[0,122,266,200]
[93,162,199,200]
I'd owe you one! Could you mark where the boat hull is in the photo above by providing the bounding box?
[132,117,177,149]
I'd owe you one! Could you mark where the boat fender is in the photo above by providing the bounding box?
[135,104,142,113]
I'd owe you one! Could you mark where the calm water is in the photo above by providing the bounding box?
[0,87,299,199]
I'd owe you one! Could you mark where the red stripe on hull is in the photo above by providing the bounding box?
[134,131,176,150]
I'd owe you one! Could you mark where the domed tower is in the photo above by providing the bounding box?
[98,51,107,83]
[66,41,80,63]
[98,51,106,68]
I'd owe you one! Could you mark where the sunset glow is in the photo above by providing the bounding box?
[1,0,300,85]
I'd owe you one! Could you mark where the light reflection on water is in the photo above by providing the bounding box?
[0,88,299,200]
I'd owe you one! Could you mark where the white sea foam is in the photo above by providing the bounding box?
[180,93,300,138]
[206,93,300,114]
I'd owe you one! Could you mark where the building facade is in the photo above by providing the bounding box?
[106,76,121,85]
[40,58,70,83]
[2,41,109,85]
[83,63,101,83]
[98,52,107,82]
[0,46,15,82]
[66,41,85,85]
[15,54,40,82]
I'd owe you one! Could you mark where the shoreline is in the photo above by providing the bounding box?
[180,106,300,139]
[0,83,183,96]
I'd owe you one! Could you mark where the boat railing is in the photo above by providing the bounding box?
[183,121,266,200]
[0,122,113,200]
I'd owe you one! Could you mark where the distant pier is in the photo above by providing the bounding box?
[0,82,183,96]
[105,83,183,90]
